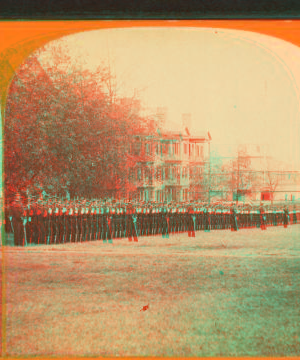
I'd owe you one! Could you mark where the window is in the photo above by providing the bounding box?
[130,168,135,182]
[137,168,142,181]
[183,188,188,201]
[165,167,169,180]
[184,143,187,154]
[201,146,203,157]
[145,143,150,155]
[197,145,199,157]
[164,143,168,155]
[150,167,154,181]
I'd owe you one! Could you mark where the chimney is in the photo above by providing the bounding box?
[182,113,192,132]
[156,107,168,128]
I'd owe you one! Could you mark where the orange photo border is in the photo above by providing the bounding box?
[1,19,300,360]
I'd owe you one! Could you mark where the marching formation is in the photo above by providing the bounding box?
[4,195,300,246]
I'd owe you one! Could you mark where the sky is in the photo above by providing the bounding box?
[37,27,300,170]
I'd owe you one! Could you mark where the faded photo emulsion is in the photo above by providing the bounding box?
[2,24,300,357]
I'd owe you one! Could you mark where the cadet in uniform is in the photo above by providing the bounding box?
[10,193,25,246]
[132,208,138,242]
[221,206,226,229]
[47,205,53,245]
[54,205,60,244]
[100,206,105,241]
[162,207,169,238]
[146,206,151,236]
[259,204,267,230]
[230,206,238,231]
[61,204,67,243]
[36,201,44,244]
[187,207,195,237]
[175,206,180,233]
[41,204,48,244]
[115,207,120,238]
[94,205,100,240]
[204,207,210,232]
[69,205,75,243]
[121,206,126,239]
[126,206,134,241]
[106,207,113,243]
[272,207,278,227]
[86,205,92,241]
[292,205,297,224]
[26,204,33,245]
[283,206,290,228]
[154,207,159,235]
[149,206,154,236]
[83,204,88,242]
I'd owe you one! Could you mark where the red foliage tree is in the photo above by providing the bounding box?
[4,45,157,204]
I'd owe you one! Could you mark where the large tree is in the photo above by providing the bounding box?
[4,44,156,204]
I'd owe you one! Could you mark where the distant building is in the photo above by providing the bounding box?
[208,143,300,203]
[234,144,300,202]
[259,171,300,202]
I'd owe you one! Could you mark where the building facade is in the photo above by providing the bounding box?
[127,128,210,203]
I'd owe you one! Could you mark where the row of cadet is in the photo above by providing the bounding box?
[4,199,299,246]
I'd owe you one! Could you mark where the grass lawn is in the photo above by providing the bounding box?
[2,224,300,356]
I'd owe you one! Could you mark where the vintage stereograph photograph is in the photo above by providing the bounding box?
[1,21,300,357]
